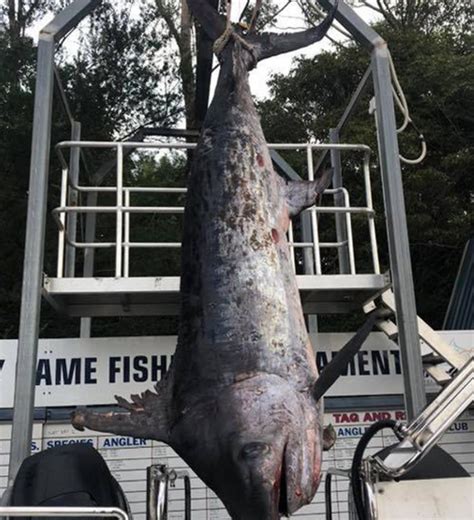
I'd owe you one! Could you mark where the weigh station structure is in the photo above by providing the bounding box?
[1,1,472,519]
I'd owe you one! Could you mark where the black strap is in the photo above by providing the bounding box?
[313,309,389,401]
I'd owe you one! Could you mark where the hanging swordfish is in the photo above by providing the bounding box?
[73,1,380,517]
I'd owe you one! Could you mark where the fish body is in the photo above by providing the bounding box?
[169,46,324,517]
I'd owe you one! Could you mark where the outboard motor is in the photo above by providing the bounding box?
[7,444,129,517]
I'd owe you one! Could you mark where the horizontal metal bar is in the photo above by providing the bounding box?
[322,187,348,196]
[307,207,374,215]
[53,206,185,214]
[125,187,187,193]
[56,141,371,152]
[60,240,347,250]
[0,507,128,520]
[63,185,188,194]
[124,242,181,248]
[54,205,371,216]
[67,241,115,249]
[288,241,347,248]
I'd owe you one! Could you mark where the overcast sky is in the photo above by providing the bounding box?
[29,1,380,102]
[230,0,379,99]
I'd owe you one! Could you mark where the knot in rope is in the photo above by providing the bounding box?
[212,0,258,67]
[213,25,234,55]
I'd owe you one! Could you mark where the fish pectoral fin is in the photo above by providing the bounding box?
[71,388,170,442]
[286,169,334,217]
[323,424,337,451]
[312,309,388,401]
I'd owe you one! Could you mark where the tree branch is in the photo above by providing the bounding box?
[186,0,225,41]
[155,0,181,46]
[249,0,262,32]
[376,0,399,29]
[256,0,339,61]
[357,0,383,15]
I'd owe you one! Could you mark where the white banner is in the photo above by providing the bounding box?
[0,331,472,407]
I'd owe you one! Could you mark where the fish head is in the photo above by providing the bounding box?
[172,374,323,519]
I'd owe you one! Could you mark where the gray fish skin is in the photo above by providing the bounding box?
[170,46,325,518]
[72,3,341,518]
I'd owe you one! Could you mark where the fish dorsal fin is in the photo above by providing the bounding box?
[312,309,390,401]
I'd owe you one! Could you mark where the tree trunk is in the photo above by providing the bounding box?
[179,0,197,130]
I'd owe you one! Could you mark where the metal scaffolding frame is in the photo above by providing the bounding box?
[7,0,102,485]
[9,0,426,486]
[318,0,426,420]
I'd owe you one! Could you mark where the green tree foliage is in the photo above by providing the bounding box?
[259,10,473,329]
[60,1,181,139]
[0,33,36,338]
[0,0,183,338]
[344,0,472,33]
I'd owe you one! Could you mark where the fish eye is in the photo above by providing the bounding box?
[240,442,271,459]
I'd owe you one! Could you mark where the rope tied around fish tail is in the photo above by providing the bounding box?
[213,0,258,66]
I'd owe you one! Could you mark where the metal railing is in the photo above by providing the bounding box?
[53,141,380,279]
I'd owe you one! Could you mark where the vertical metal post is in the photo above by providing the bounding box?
[287,220,296,273]
[362,154,381,274]
[301,212,314,275]
[307,146,322,275]
[8,36,55,484]
[80,191,97,338]
[124,189,130,277]
[65,121,81,277]
[372,45,426,419]
[301,213,318,332]
[342,189,356,274]
[329,129,350,274]
[115,145,124,277]
[56,167,68,278]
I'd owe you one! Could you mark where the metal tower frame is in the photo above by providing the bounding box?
[8,0,426,485]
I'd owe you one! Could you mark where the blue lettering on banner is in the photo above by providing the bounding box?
[0,359,5,372]
[316,350,402,377]
[36,359,52,385]
[103,437,148,448]
[108,355,170,383]
[337,426,369,437]
[109,357,121,383]
[84,357,97,384]
[358,351,370,375]
[133,356,148,382]
[36,358,98,386]
[55,358,81,385]
[449,422,469,432]
[372,351,390,375]
[46,438,94,448]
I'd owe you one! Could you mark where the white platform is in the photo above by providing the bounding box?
[43,273,390,317]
